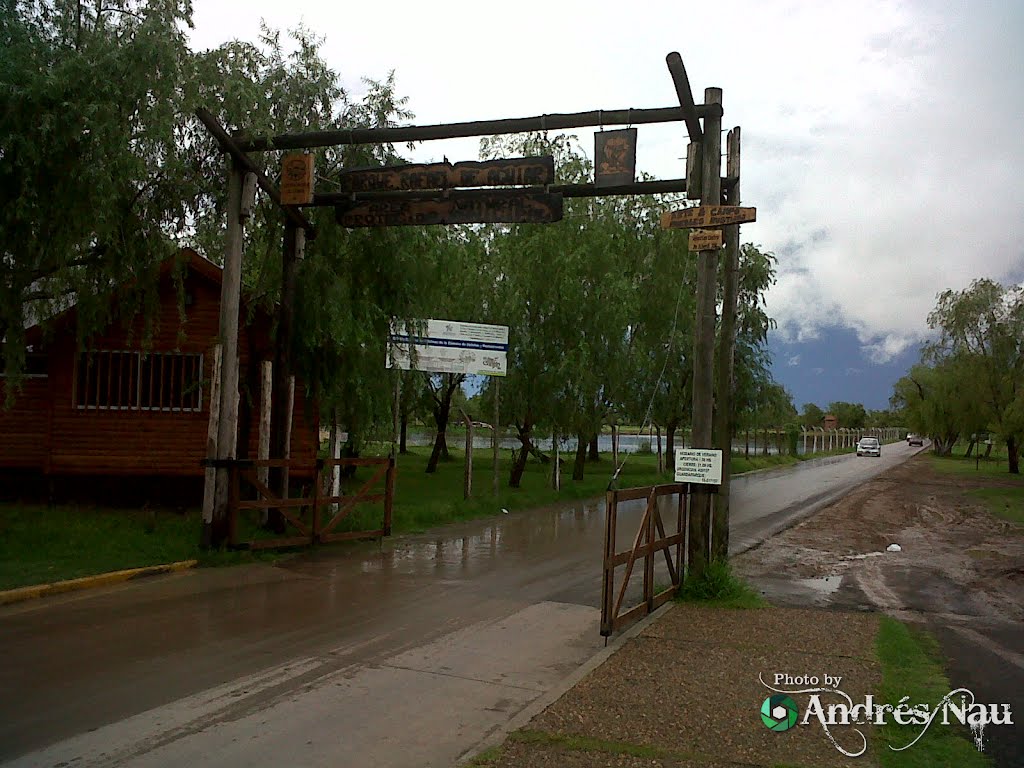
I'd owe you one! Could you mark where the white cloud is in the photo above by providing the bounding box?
[787,355,801,366]
[187,0,1024,368]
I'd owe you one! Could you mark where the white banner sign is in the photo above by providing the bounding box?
[674,448,723,485]
[388,319,509,376]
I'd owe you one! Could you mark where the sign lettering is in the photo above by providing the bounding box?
[661,205,757,230]
[337,191,563,228]
[388,319,509,377]
[338,157,555,193]
[688,229,724,251]
[674,448,723,485]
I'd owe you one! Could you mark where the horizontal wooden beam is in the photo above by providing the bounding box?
[194,108,316,238]
[235,105,720,152]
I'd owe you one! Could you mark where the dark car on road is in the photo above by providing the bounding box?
[907,433,923,446]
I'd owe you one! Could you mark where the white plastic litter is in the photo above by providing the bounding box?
[502,508,509,515]
[887,544,902,552]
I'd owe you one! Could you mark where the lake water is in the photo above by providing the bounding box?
[403,429,833,457]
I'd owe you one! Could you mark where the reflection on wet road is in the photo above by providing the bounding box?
[0,443,923,767]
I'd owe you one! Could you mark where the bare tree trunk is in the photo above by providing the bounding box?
[1008,435,1020,475]
[573,433,587,481]
[965,439,976,458]
[509,422,532,488]
[426,415,449,473]
[588,434,600,461]
[665,420,678,470]
[425,374,461,472]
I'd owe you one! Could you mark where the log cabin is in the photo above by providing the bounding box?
[0,248,318,502]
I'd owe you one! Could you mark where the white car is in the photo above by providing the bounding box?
[856,437,881,457]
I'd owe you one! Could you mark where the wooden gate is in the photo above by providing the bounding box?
[601,483,688,636]
[214,457,394,550]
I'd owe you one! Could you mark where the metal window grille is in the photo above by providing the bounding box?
[74,351,204,412]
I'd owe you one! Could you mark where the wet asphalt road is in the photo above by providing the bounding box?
[0,443,922,766]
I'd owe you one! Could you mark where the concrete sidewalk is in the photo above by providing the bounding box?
[462,603,883,768]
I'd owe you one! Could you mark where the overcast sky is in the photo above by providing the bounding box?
[189,0,1024,369]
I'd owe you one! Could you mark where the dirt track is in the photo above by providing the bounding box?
[735,453,1024,767]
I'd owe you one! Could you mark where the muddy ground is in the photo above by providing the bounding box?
[734,453,1024,767]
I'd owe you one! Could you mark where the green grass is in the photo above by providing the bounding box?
[875,617,992,768]
[675,560,767,608]
[966,487,1024,525]
[928,450,1024,525]
[0,505,196,590]
[930,450,1017,479]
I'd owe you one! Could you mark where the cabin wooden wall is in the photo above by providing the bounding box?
[0,262,319,479]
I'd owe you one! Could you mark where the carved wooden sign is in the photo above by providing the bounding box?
[336,190,563,228]
[688,229,724,251]
[338,156,554,193]
[594,128,637,187]
[661,205,757,229]
[280,153,314,205]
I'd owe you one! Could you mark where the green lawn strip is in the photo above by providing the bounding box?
[965,487,1024,525]
[875,617,991,768]
[0,505,199,590]
[496,730,828,767]
[461,744,503,766]
[928,451,1024,525]
[929,450,1015,479]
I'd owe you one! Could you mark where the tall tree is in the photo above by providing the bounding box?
[827,401,867,429]
[926,279,1024,473]
[2,0,196,382]
[801,402,825,427]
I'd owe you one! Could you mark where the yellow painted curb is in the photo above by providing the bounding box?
[0,560,198,607]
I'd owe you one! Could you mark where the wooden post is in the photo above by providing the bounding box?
[492,378,500,497]
[392,373,400,458]
[552,428,560,490]
[712,125,741,561]
[656,424,663,474]
[612,425,619,467]
[461,407,473,500]
[283,375,295,493]
[200,344,222,548]
[328,409,341,513]
[210,161,245,548]
[269,220,302,532]
[688,86,722,579]
[257,360,272,524]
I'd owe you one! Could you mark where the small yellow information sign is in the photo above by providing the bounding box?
[688,229,724,251]
[280,153,314,206]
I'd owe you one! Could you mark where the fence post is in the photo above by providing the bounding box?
[227,462,240,547]
[601,489,617,636]
[311,459,321,543]
[384,457,395,537]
